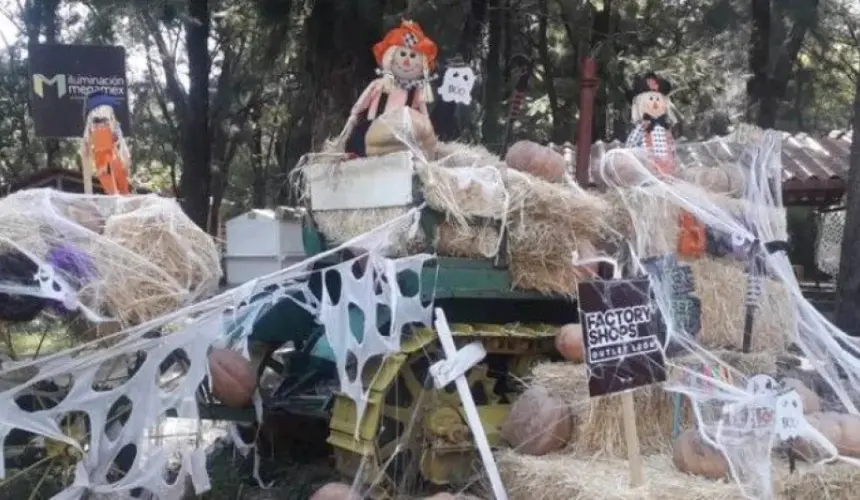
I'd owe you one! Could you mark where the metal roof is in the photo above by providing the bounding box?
[551,129,854,198]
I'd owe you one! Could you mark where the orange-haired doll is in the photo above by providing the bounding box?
[344,20,439,157]
[79,91,131,195]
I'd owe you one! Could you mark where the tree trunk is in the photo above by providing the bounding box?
[304,0,383,148]
[251,105,266,208]
[835,73,860,335]
[179,0,212,229]
[481,0,503,149]
[747,0,820,129]
[538,0,563,143]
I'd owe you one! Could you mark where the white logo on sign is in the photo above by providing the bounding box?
[33,74,67,98]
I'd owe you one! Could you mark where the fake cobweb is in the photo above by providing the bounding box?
[815,205,845,278]
[585,128,860,499]
[0,188,436,498]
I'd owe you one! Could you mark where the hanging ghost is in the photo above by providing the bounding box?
[343,20,439,158]
[79,91,132,195]
[774,389,804,441]
[747,374,777,395]
[438,65,476,105]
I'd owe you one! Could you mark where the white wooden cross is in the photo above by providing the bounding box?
[430,308,509,500]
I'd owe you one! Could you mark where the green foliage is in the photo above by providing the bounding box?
[0,0,856,212]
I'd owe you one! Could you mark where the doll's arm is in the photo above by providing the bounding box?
[350,79,383,116]
[412,89,429,115]
[625,124,644,148]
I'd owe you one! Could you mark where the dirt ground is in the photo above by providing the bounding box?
[196,440,340,500]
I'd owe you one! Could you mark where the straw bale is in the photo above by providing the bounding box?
[690,258,793,354]
[432,141,500,167]
[498,450,860,500]
[776,459,860,499]
[504,170,611,297]
[601,186,787,259]
[497,451,743,500]
[435,221,500,259]
[98,198,222,326]
[529,351,777,457]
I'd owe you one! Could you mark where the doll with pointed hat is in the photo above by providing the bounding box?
[342,20,439,158]
[79,91,131,195]
[624,72,677,175]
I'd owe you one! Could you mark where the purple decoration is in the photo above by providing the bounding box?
[45,244,96,315]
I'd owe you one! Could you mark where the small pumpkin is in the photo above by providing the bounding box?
[672,429,729,479]
[555,323,585,363]
[505,140,566,183]
[208,348,256,408]
[678,164,746,196]
[792,412,860,460]
[590,153,651,188]
[309,483,361,500]
[500,386,575,456]
[780,378,821,414]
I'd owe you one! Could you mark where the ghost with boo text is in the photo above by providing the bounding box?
[343,20,439,158]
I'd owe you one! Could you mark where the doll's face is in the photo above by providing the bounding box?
[389,46,424,80]
[640,91,668,117]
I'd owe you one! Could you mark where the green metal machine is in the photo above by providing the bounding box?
[243,152,578,496]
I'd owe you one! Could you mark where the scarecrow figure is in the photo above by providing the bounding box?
[625,72,677,176]
[79,91,131,195]
[343,20,439,158]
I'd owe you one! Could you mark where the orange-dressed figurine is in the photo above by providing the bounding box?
[342,20,439,157]
[79,91,131,195]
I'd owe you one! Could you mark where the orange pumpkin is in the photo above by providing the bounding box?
[208,348,256,408]
[555,323,585,363]
[505,140,566,183]
[673,430,729,479]
[677,210,706,258]
[500,386,575,455]
[309,483,361,500]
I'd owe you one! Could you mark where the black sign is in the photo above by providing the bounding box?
[28,44,131,138]
[578,278,667,398]
[642,255,702,357]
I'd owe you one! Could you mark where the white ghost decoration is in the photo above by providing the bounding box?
[775,389,804,441]
[747,374,777,395]
[438,66,476,105]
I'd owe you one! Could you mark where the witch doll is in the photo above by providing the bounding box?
[625,72,677,176]
[340,20,439,158]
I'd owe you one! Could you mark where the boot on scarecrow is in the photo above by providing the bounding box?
[79,90,131,195]
[625,72,677,176]
[343,20,439,158]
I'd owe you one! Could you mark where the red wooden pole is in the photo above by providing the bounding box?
[575,58,599,187]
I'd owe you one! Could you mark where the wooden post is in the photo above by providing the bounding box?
[575,58,599,187]
[621,391,645,487]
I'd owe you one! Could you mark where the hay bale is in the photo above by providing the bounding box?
[418,163,508,222]
[777,460,860,499]
[602,186,787,260]
[313,206,420,256]
[529,351,777,457]
[498,450,860,500]
[99,196,221,326]
[497,451,744,500]
[690,258,793,354]
[505,170,611,297]
[436,221,500,259]
[433,141,499,167]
